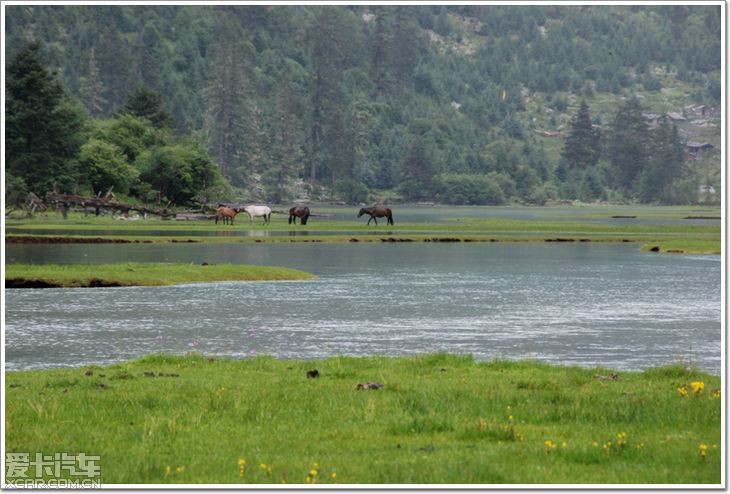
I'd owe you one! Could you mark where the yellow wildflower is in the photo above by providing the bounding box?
[165,465,172,476]
[677,385,688,397]
[711,388,721,399]
[175,466,185,474]
[690,381,705,394]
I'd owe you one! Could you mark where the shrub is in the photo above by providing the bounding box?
[434,173,506,205]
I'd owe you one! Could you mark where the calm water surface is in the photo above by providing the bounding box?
[4,243,721,373]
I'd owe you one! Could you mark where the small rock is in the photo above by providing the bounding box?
[355,382,383,390]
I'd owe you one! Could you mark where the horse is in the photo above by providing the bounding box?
[357,206,394,226]
[288,206,310,225]
[215,206,238,225]
[243,205,272,225]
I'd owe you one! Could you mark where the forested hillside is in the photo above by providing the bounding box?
[4,5,722,207]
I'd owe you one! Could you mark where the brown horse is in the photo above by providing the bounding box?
[215,206,238,225]
[288,206,311,225]
[357,206,394,226]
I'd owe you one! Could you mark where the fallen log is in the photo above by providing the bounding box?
[45,192,174,218]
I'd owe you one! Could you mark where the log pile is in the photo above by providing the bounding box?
[45,192,174,218]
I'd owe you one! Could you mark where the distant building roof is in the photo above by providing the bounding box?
[685,141,713,149]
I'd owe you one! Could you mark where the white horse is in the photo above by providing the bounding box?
[242,205,272,225]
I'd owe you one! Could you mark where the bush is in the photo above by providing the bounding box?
[434,173,506,205]
[137,143,228,205]
[335,178,370,204]
[78,139,139,195]
[5,172,28,208]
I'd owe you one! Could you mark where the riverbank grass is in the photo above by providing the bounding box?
[5,205,720,254]
[4,354,721,485]
[4,263,315,288]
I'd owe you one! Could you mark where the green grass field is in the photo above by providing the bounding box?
[4,263,315,287]
[4,204,721,254]
[4,354,722,485]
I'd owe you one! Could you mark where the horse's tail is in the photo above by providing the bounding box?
[387,208,394,225]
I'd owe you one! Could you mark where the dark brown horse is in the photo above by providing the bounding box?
[288,206,311,225]
[357,206,394,226]
[215,206,238,225]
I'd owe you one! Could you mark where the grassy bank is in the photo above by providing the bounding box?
[4,205,720,254]
[4,354,721,485]
[4,263,315,288]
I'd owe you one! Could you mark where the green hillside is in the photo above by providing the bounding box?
[4,5,722,207]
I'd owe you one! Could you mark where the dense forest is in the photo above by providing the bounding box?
[4,5,722,208]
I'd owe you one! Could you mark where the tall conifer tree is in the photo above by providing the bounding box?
[6,42,85,194]
[561,100,601,169]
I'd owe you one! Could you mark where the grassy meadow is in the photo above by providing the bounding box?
[4,263,315,288]
[4,354,722,485]
[4,204,721,254]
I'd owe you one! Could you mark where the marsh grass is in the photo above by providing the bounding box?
[4,263,315,287]
[5,205,719,254]
[4,354,721,485]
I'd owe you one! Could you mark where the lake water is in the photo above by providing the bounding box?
[4,242,722,374]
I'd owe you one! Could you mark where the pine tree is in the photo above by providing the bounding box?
[561,100,601,169]
[390,7,423,93]
[96,27,134,114]
[639,116,685,203]
[203,15,256,186]
[82,46,107,118]
[607,97,649,194]
[137,23,165,90]
[307,6,349,184]
[6,42,85,194]
[264,74,306,202]
[121,86,174,129]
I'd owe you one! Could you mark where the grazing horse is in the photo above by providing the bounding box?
[357,206,394,226]
[288,206,311,225]
[215,206,238,225]
[243,205,272,225]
